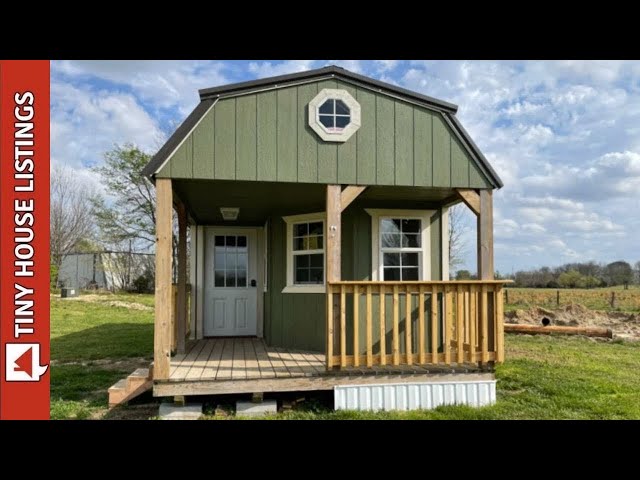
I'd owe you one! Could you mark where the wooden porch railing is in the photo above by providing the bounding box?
[326,281,509,369]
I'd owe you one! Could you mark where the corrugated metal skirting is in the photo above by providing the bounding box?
[334,379,496,411]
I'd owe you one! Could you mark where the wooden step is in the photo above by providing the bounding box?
[108,369,153,409]
[126,368,151,391]
[108,379,128,407]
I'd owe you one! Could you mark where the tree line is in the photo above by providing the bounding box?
[456,261,639,288]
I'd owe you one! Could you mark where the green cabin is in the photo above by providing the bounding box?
[143,66,508,407]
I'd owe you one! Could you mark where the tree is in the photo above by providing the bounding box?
[50,165,95,284]
[448,204,469,276]
[558,270,583,288]
[634,261,640,284]
[455,269,472,280]
[91,144,157,251]
[604,261,633,288]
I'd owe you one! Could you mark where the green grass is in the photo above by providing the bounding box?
[50,294,154,419]
[233,335,640,420]
[51,292,640,420]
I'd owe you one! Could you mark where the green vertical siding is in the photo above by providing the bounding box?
[157,79,494,189]
[450,136,469,186]
[192,109,214,179]
[297,83,319,183]
[214,99,236,179]
[432,114,451,186]
[170,140,190,178]
[257,91,277,181]
[264,205,443,353]
[276,88,298,182]
[356,89,376,185]
[236,95,257,180]
[413,108,433,187]
[394,101,413,186]
[375,96,395,185]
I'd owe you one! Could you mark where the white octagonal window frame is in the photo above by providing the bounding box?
[308,88,361,142]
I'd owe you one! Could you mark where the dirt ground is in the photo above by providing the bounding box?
[505,303,640,340]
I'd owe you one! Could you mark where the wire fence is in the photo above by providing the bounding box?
[57,251,155,292]
[504,287,640,312]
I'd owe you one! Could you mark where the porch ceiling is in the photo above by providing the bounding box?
[173,179,458,225]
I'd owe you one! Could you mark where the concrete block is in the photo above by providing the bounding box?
[159,403,203,420]
[236,399,277,417]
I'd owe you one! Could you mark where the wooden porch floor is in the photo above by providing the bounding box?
[169,338,326,382]
[154,338,492,397]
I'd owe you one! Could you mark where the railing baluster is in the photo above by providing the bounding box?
[443,286,450,364]
[495,284,504,363]
[469,284,476,363]
[353,285,360,367]
[325,280,507,370]
[340,284,346,368]
[418,284,425,364]
[456,284,464,364]
[406,286,413,365]
[481,283,489,364]
[327,285,333,369]
[392,285,400,365]
[431,285,438,364]
[366,285,373,367]
[379,285,386,366]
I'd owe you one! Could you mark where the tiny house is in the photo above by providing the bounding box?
[142,66,507,411]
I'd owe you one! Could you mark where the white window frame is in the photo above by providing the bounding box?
[308,89,361,142]
[365,209,436,281]
[282,212,326,294]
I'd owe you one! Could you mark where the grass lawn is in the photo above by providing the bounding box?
[51,292,640,420]
[50,292,154,419]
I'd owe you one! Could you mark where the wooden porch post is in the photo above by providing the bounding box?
[477,189,496,363]
[477,190,494,280]
[154,178,173,380]
[326,185,342,369]
[176,200,187,354]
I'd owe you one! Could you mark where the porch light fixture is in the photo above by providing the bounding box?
[220,207,239,221]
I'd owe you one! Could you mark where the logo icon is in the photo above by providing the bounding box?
[5,343,48,381]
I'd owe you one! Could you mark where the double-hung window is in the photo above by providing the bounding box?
[282,212,326,293]
[366,209,434,281]
[380,218,422,280]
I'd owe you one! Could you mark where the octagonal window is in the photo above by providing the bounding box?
[308,88,361,142]
[318,99,351,131]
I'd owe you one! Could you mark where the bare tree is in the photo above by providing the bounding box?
[448,204,470,275]
[50,166,95,282]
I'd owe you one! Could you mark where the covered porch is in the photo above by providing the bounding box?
[153,179,507,395]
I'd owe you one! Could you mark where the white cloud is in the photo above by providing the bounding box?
[50,80,164,170]
[247,60,317,78]
[49,59,640,273]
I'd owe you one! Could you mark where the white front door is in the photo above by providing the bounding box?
[204,228,258,336]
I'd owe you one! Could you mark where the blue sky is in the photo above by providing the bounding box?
[50,60,640,274]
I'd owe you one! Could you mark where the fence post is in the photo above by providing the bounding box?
[556,290,560,307]
[610,291,617,309]
[505,289,509,305]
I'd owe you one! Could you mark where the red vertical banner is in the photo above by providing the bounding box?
[0,60,50,419]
